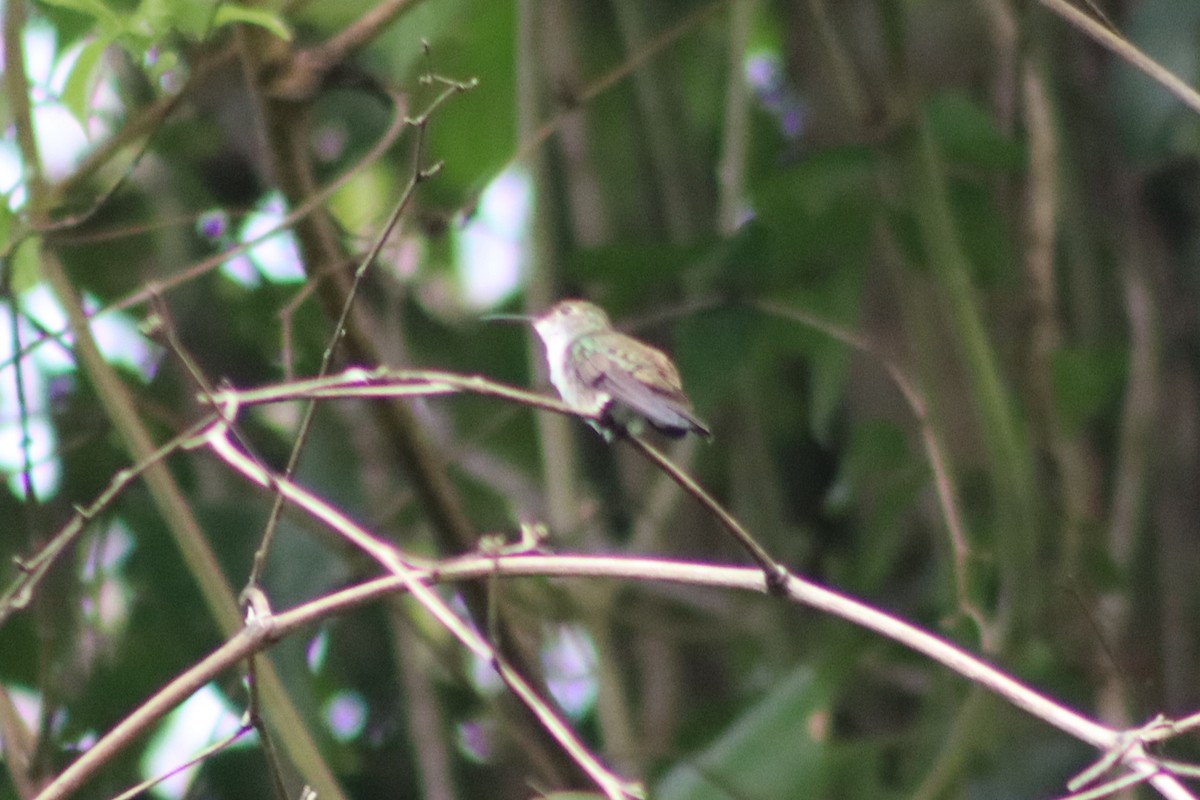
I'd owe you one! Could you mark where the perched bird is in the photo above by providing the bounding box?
[525,300,711,439]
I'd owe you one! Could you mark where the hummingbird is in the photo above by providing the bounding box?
[502,300,711,439]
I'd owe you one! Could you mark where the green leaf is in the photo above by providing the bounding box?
[825,420,911,519]
[213,3,293,40]
[0,202,14,257]
[655,666,830,800]
[1052,346,1127,434]
[752,147,877,229]
[675,305,764,412]
[746,147,879,290]
[37,0,123,30]
[61,37,112,132]
[949,180,1015,287]
[146,0,214,39]
[419,0,511,197]
[567,241,706,307]
[825,420,926,587]
[11,236,42,295]
[806,331,852,442]
[926,91,1025,171]
[132,0,173,37]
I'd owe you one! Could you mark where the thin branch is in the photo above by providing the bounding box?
[108,722,255,800]
[150,299,358,800]
[0,682,37,798]
[2,86,410,374]
[807,0,870,124]
[389,612,456,800]
[1059,770,1152,800]
[33,610,280,800]
[203,407,642,800]
[509,0,726,172]
[622,433,789,593]
[34,543,1200,800]
[243,37,526,756]
[243,644,292,800]
[0,418,214,628]
[264,0,427,101]
[247,73,474,589]
[306,0,424,77]
[4,0,44,202]
[47,44,240,209]
[205,368,568,414]
[612,0,698,242]
[716,0,755,236]
[752,298,995,647]
[1038,0,1200,117]
[195,370,1200,796]
[39,245,346,800]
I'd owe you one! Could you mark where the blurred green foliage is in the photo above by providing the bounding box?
[2,0,1200,798]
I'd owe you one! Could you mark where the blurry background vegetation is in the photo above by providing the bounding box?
[2,0,1200,797]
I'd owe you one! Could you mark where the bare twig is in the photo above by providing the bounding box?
[199,366,1200,800]
[108,722,255,800]
[33,604,281,800]
[622,433,789,593]
[752,298,995,646]
[716,0,755,236]
[1,85,410,374]
[204,404,643,800]
[34,541,1200,800]
[265,0,426,100]
[0,683,37,798]
[246,73,475,590]
[509,0,725,172]
[0,418,214,627]
[1038,0,1200,116]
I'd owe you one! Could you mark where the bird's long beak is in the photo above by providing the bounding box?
[479,312,535,324]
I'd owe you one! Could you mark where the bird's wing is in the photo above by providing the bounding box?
[574,335,709,436]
